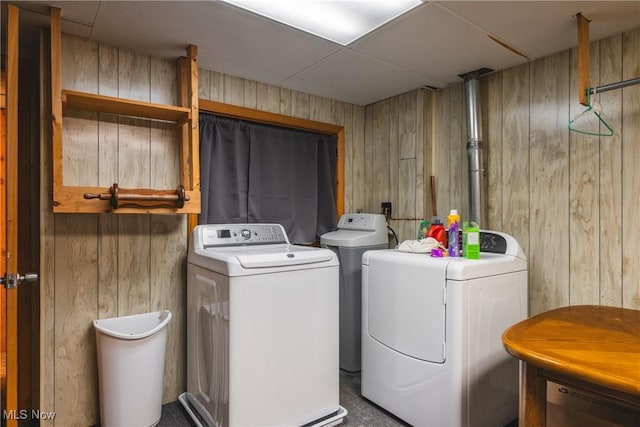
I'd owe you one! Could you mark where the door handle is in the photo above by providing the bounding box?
[1,272,38,289]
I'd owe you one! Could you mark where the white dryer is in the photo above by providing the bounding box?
[361,230,527,427]
[180,224,347,427]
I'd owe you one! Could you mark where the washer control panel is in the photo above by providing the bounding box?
[197,223,289,248]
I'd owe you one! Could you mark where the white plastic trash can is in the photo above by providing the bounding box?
[94,310,172,427]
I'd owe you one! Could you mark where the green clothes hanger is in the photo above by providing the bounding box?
[568,88,614,137]
[570,14,639,137]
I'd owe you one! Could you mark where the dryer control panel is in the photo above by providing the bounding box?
[194,224,289,248]
[479,231,508,254]
[477,230,526,260]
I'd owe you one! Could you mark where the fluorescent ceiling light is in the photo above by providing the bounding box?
[222,0,423,45]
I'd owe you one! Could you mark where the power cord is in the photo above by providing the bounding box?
[387,225,399,248]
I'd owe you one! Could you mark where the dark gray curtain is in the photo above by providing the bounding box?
[199,113,337,244]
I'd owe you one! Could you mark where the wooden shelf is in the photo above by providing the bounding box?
[62,89,191,124]
[50,7,200,215]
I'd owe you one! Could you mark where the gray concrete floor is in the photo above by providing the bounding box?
[158,371,407,427]
[157,371,517,426]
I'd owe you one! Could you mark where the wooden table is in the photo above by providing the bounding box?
[502,305,640,426]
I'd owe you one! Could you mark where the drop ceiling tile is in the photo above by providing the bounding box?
[21,1,99,26]
[198,52,292,88]
[288,49,445,106]
[283,78,379,106]
[351,2,528,84]
[440,1,640,60]
[92,1,341,79]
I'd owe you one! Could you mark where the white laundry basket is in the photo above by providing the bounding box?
[94,310,172,427]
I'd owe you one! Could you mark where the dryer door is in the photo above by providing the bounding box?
[367,252,447,363]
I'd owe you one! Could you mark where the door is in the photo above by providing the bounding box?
[2,5,21,426]
[366,251,447,363]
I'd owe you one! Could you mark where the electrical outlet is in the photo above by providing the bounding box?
[381,202,392,221]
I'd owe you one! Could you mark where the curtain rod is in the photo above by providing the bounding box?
[588,77,640,94]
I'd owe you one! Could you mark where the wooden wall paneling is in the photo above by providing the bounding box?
[352,106,366,213]
[292,90,311,120]
[98,44,118,95]
[433,89,450,219]
[256,82,280,114]
[61,36,99,187]
[414,90,426,229]
[223,74,244,106]
[529,51,571,315]
[116,49,151,317]
[342,103,354,213]
[150,215,187,402]
[244,79,257,109]
[330,100,346,217]
[115,212,151,317]
[461,85,471,221]
[483,72,503,230]
[198,68,223,102]
[363,104,374,213]
[96,215,118,320]
[117,215,151,317]
[150,127,179,193]
[398,92,417,240]
[501,63,531,261]
[209,71,225,103]
[150,55,187,402]
[61,35,98,92]
[569,41,601,305]
[415,89,425,236]
[198,68,215,99]
[117,51,151,188]
[279,87,292,116]
[96,44,119,321]
[598,34,623,307]
[449,84,464,217]
[466,85,474,223]
[56,34,100,425]
[398,163,417,240]
[97,44,119,186]
[311,95,331,123]
[621,28,640,309]
[54,215,99,426]
[371,100,391,218]
[421,89,433,222]
[388,96,399,234]
[150,57,179,188]
[39,28,56,426]
[197,68,210,99]
[62,110,98,186]
[331,99,345,127]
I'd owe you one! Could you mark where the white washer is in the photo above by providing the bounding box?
[180,224,347,427]
[361,230,527,427]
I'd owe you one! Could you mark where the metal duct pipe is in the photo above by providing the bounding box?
[464,73,483,227]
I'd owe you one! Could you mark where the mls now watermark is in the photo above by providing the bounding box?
[3,409,57,421]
